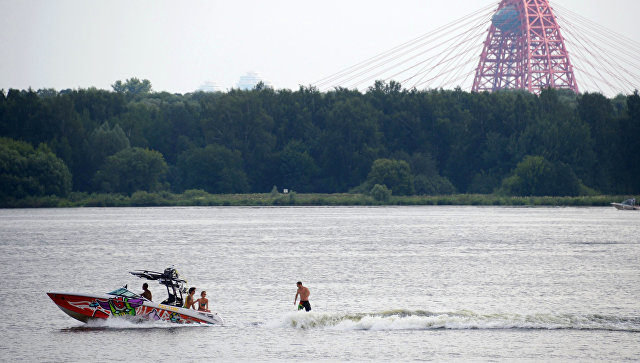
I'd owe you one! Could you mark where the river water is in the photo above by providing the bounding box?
[0,206,638,361]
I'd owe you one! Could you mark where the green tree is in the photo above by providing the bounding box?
[200,90,276,191]
[363,158,414,195]
[89,122,130,167]
[577,92,616,192]
[176,144,249,193]
[0,138,72,200]
[3,83,639,197]
[613,91,640,193]
[500,155,582,196]
[370,183,391,202]
[111,78,153,95]
[279,140,318,192]
[408,152,456,195]
[515,89,595,185]
[319,95,382,191]
[94,147,167,194]
[69,88,126,122]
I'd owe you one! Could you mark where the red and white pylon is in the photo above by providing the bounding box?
[472,0,579,94]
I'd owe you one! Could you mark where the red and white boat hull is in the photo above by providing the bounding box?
[47,292,223,325]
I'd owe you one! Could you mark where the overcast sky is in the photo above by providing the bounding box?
[1,0,638,93]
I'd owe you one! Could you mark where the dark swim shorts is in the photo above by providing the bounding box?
[298,300,311,311]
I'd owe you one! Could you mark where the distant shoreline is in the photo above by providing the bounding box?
[0,191,631,208]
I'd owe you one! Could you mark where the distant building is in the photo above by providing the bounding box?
[197,81,222,93]
[237,71,272,90]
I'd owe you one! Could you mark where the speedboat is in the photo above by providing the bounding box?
[611,198,639,210]
[47,267,223,325]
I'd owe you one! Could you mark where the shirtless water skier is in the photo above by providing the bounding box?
[294,281,311,311]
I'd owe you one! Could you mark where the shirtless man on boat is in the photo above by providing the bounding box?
[294,281,311,311]
[141,283,152,301]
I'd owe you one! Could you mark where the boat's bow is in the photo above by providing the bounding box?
[47,292,120,323]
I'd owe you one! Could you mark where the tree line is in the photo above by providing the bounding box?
[1,78,639,203]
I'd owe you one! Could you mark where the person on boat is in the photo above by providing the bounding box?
[197,291,210,312]
[294,281,311,312]
[184,287,197,310]
[141,283,152,301]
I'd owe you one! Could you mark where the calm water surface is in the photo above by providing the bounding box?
[0,206,638,361]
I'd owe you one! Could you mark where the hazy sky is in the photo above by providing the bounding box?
[1,0,638,93]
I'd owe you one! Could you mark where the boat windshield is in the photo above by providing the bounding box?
[622,199,636,205]
[107,287,141,298]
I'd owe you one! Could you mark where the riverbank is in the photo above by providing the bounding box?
[0,190,631,208]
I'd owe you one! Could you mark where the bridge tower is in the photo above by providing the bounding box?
[472,0,578,94]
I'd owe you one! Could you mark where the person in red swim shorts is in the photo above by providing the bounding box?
[294,281,311,311]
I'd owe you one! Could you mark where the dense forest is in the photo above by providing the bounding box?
[1,78,639,204]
